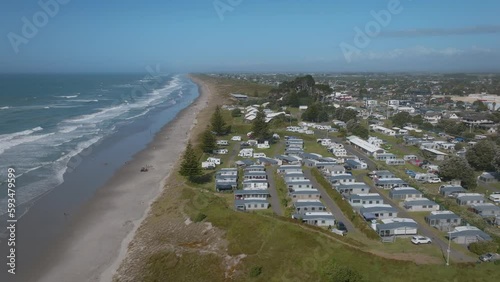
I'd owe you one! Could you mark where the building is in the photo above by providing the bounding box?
[425,211,462,231]
[470,203,500,217]
[286,180,314,190]
[348,193,384,207]
[243,171,267,180]
[375,178,408,189]
[234,190,270,200]
[447,226,492,245]
[277,165,302,174]
[290,189,321,202]
[346,136,385,156]
[292,212,336,227]
[336,183,370,195]
[294,200,327,214]
[330,174,356,185]
[344,159,368,170]
[403,198,440,212]
[439,185,467,197]
[230,93,248,101]
[423,148,447,161]
[235,199,269,211]
[456,193,486,206]
[373,170,396,179]
[374,153,397,161]
[389,187,423,200]
[283,172,307,182]
[377,218,418,237]
[478,172,499,183]
[242,179,268,190]
[361,205,398,220]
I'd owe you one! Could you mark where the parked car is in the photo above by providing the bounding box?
[425,178,442,184]
[479,253,500,262]
[411,236,432,245]
[337,221,347,232]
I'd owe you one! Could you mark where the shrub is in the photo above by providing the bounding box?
[249,266,262,277]
[193,213,207,223]
[468,241,498,255]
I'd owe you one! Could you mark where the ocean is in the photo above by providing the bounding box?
[0,73,198,217]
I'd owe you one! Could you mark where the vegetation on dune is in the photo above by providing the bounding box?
[251,109,272,141]
[438,156,477,189]
[200,127,217,153]
[211,105,231,136]
[179,141,201,178]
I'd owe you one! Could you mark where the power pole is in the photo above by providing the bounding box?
[446,226,451,266]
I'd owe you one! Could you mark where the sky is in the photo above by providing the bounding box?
[1,0,500,73]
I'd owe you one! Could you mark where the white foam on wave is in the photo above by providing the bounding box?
[0,126,43,143]
[56,95,79,99]
[0,132,54,155]
[0,106,10,110]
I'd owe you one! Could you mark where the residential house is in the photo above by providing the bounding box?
[346,136,385,156]
[244,165,266,173]
[283,172,307,182]
[447,226,492,245]
[389,187,423,200]
[423,148,447,161]
[456,193,486,206]
[478,172,499,183]
[294,200,327,214]
[293,212,336,227]
[330,174,356,185]
[373,170,396,179]
[277,165,302,174]
[235,199,269,211]
[286,180,314,190]
[361,205,398,220]
[242,179,268,190]
[290,189,321,202]
[439,185,467,197]
[470,203,500,217]
[336,183,370,195]
[348,193,384,207]
[243,171,267,180]
[326,165,346,175]
[375,178,408,189]
[377,218,418,237]
[403,198,440,212]
[345,159,368,170]
[374,153,397,161]
[234,190,270,200]
[425,211,462,231]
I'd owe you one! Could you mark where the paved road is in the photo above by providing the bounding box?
[304,169,359,235]
[266,168,284,216]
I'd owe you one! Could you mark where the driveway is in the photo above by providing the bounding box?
[266,168,284,216]
[304,169,359,235]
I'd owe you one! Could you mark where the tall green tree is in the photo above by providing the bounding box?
[179,141,201,177]
[252,109,271,141]
[200,128,217,153]
[466,140,497,171]
[439,156,477,189]
[473,100,488,112]
[211,105,229,135]
[391,112,411,127]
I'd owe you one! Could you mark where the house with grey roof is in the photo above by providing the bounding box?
[375,178,408,189]
[286,180,313,190]
[376,218,418,237]
[439,185,466,197]
[360,205,398,220]
[301,152,323,161]
[242,179,268,190]
[290,189,321,202]
[425,211,462,231]
[403,198,440,212]
[471,203,500,217]
[283,172,307,182]
[389,187,423,200]
[235,199,269,211]
[375,153,396,161]
[294,200,327,214]
[277,164,302,174]
[335,183,370,195]
[373,170,396,179]
[456,193,486,206]
[447,226,492,245]
[276,155,301,165]
[330,174,356,185]
[292,212,335,227]
[326,165,346,175]
[234,190,270,200]
[256,157,279,166]
[345,159,368,170]
[244,165,266,173]
[348,193,384,207]
[243,171,267,180]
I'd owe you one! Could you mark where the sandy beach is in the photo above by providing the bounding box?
[33,75,211,282]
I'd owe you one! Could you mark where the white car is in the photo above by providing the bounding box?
[411,236,432,245]
[425,178,441,184]
[231,136,242,141]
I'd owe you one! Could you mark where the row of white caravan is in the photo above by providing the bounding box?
[202,157,222,169]
[235,165,271,211]
[286,126,314,135]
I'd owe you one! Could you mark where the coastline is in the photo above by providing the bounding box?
[33,75,211,282]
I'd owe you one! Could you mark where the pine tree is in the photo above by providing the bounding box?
[252,109,270,141]
[211,105,227,136]
[179,142,201,177]
[200,128,217,153]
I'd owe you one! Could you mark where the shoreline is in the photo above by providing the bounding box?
[33,75,210,282]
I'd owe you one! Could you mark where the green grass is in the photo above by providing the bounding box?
[274,170,291,216]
